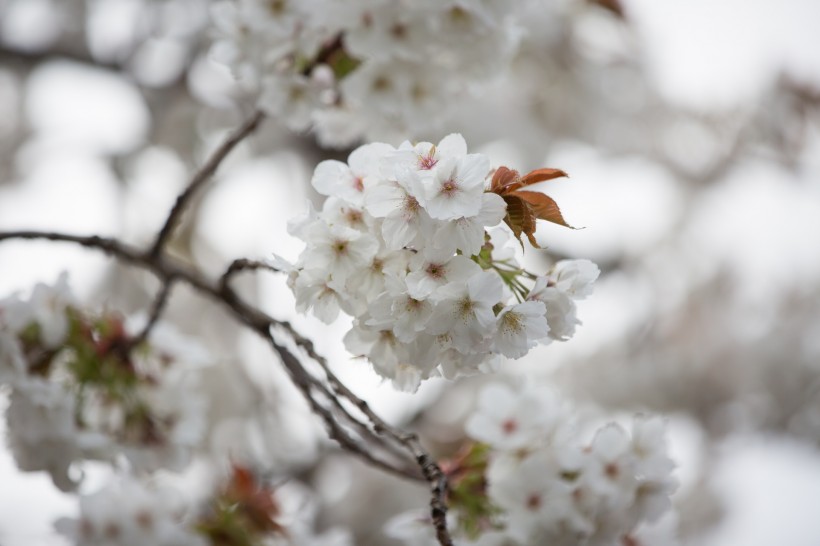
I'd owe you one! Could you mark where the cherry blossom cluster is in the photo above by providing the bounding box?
[210,0,529,145]
[56,465,352,546]
[284,134,598,391]
[0,274,210,491]
[387,380,678,545]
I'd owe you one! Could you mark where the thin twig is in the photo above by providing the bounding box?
[265,333,420,481]
[219,258,282,292]
[268,318,453,541]
[268,319,451,541]
[219,258,414,469]
[128,280,175,349]
[150,110,265,257]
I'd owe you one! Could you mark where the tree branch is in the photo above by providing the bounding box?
[150,110,266,257]
[128,279,175,349]
[219,258,282,293]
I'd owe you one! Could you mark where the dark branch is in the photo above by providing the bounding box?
[129,280,175,349]
[150,110,266,257]
[270,320,452,541]
[219,258,282,293]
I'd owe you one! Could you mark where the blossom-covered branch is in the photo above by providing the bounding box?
[0,111,456,543]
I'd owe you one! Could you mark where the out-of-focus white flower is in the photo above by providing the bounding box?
[549,259,600,299]
[0,331,25,384]
[0,275,213,489]
[466,382,563,451]
[488,450,578,543]
[209,0,532,144]
[55,476,205,546]
[27,272,75,348]
[6,378,86,491]
[264,481,354,546]
[409,380,680,546]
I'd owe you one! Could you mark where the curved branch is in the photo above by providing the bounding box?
[129,280,175,349]
[150,110,266,257]
[219,258,282,293]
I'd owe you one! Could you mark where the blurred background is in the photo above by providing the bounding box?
[1,0,820,544]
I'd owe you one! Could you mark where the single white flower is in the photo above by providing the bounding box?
[302,223,379,283]
[405,249,481,299]
[528,278,579,341]
[426,271,503,351]
[346,248,411,302]
[343,6,432,62]
[492,300,549,359]
[487,450,576,544]
[549,259,600,299]
[583,423,638,511]
[393,133,469,173]
[433,192,507,257]
[259,73,320,131]
[365,178,433,250]
[313,142,395,205]
[293,270,348,323]
[367,276,434,343]
[420,154,490,220]
[466,382,562,451]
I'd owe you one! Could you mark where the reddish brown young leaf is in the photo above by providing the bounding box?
[501,195,526,240]
[226,464,284,534]
[490,164,574,249]
[502,195,540,248]
[491,166,520,193]
[512,190,575,229]
[518,168,568,187]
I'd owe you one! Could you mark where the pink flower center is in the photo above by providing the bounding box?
[403,195,420,214]
[333,240,349,256]
[605,462,620,479]
[426,263,445,278]
[502,418,518,435]
[440,179,459,196]
[419,153,438,170]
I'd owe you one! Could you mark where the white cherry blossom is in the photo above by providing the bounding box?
[426,271,503,351]
[550,259,601,299]
[492,300,550,359]
[313,142,395,205]
[420,154,490,220]
[286,135,595,384]
[406,249,481,299]
[365,178,432,250]
[302,223,379,282]
[432,192,507,256]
